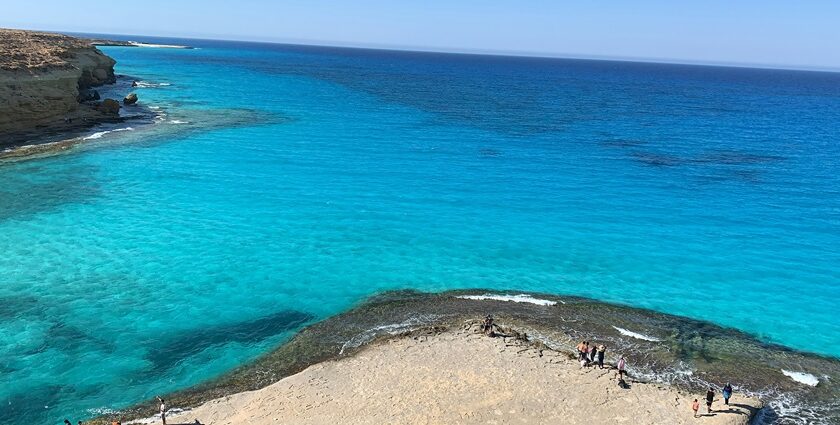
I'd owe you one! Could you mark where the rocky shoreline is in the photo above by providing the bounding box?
[158,327,761,425]
[0,29,142,151]
[83,289,840,424]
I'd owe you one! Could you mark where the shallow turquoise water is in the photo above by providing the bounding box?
[1,37,839,423]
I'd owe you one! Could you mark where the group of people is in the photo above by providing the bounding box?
[574,339,736,419]
[575,340,610,370]
[575,340,628,387]
[691,383,734,418]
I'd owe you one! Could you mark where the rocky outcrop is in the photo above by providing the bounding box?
[78,89,101,102]
[77,50,117,89]
[0,28,120,146]
[123,93,138,105]
[97,99,121,115]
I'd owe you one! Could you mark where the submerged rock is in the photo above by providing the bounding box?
[123,93,138,105]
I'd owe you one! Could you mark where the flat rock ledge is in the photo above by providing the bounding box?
[109,326,762,425]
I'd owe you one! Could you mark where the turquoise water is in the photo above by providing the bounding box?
[1,37,839,423]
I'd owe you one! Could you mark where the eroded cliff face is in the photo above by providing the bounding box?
[0,29,119,144]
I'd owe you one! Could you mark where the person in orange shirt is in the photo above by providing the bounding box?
[692,399,700,418]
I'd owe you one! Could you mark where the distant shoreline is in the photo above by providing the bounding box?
[86,38,193,49]
[53,30,840,74]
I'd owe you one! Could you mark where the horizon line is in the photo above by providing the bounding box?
[10,25,840,74]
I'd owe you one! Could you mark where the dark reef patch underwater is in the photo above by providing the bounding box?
[87,290,839,425]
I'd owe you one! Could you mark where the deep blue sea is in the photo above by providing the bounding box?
[1,36,839,424]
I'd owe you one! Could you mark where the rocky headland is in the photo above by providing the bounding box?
[0,29,128,148]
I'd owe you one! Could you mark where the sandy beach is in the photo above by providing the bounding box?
[156,325,761,425]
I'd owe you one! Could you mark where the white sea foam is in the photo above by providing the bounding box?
[82,127,134,140]
[631,361,702,389]
[83,131,108,140]
[456,294,559,306]
[126,408,188,425]
[86,407,117,416]
[782,369,820,387]
[612,326,661,342]
[134,81,172,88]
[339,315,438,355]
[170,120,189,124]
[128,41,191,49]
[764,391,830,425]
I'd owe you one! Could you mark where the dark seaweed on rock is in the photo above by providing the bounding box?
[0,106,290,163]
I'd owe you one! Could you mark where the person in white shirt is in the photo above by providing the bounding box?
[615,356,626,380]
[156,396,167,425]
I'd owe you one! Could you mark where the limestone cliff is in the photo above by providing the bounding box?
[0,29,119,145]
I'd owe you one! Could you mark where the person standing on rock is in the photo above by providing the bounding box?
[157,396,167,425]
[582,341,592,366]
[722,383,733,406]
[705,387,715,413]
[482,314,495,336]
[615,355,626,380]
[576,340,587,361]
[597,344,606,369]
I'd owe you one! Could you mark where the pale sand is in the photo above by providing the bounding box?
[160,328,761,425]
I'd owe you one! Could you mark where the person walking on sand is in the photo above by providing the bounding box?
[157,396,167,425]
[705,387,715,413]
[597,344,606,369]
[722,383,733,406]
[692,399,700,417]
[589,343,597,363]
[615,355,626,380]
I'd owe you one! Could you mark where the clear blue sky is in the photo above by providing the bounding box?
[3,0,839,70]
